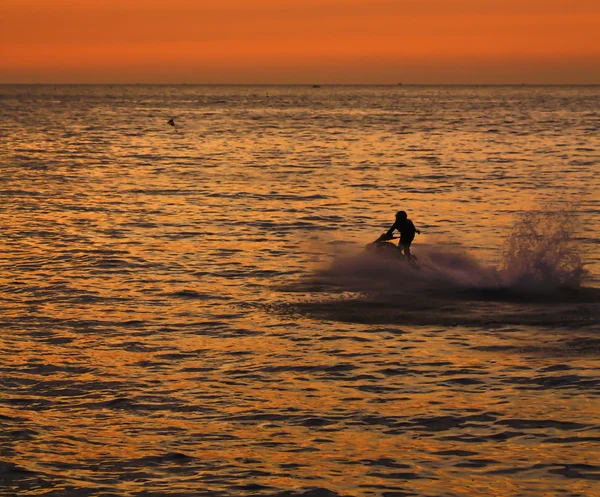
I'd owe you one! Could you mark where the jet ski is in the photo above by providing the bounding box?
[365,234,418,264]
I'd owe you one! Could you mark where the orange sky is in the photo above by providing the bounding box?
[1,0,599,84]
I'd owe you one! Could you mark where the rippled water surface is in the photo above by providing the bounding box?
[1,85,599,496]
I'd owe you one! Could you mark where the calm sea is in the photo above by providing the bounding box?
[1,85,599,496]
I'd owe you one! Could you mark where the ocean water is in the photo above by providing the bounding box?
[0,85,599,497]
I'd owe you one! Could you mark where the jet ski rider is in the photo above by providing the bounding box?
[380,210,420,258]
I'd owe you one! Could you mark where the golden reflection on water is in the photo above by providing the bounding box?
[10,319,597,494]
[0,85,598,496]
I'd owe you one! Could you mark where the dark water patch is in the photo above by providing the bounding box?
[362,458,412,469]
[540,364,574,372]
[351,415,405,428]
[223,412,342,429]
[219,328,264,338]
[495,419,590,430]
[471,336,600,357]
[366,471,422,479]
[224,350,254,356]
[0,413,29,424]
[32,317,152,333]
[79,396,219,415]
[225,413,295,423]
[442,377,485,386]
[559,337,600,353]
[266,489,346,497]
[487,463,600,480]
[249,220,333,233]
[232,483,277,492]
[409,414,497,432]
[344,374,382,382]
[191,432,241,442]
[0,460,52,494]
[4,429,38,441]
[438,434,497,443]
[0,460,36,477]
[21,379,124,399]
[434,449,479,457]
[206,191,330,201]
[137,452,196,465]
[179,366,217,373]
[455,459,500,469]
[285,295,600,328]
[168,289,227,300]
[93,256,140,268]
[70,453,214,487]
[378,367,418,376]
[296,417,338,427]
[249,269,290,278]
[443,366,487,375]
[458,286,600,304]
[542,436,600,443]
[414,173,452,180]
[45,335,75,345]
[300,215,344,223]
[357,384,399,394]
[121,341,170,352]
[221,369,268,381]
[487,430,528,441]
[34,488,108,497]
[379,492,418,497]
[261,364,357,373]
[319,334,373,343]
[283,446,321,453]
[96,397,134,409]
[279,463,307,469]
[156,352,202,360]
[132,359,171,369]
[3,397,54,409]
[21,361,93,376]
[510,374,600,391]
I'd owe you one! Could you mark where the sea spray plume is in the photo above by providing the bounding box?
[284,207,587,298]
[501,208,584,290]
[286,242,500,295]
[278,222,598,327]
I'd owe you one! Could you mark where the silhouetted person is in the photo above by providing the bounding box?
[380,210,420,258]
[167,118,179,134]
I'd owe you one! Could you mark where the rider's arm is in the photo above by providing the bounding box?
[383,222,397,240]
[410,220,420,235]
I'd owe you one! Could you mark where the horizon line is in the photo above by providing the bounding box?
[1,82,599,86]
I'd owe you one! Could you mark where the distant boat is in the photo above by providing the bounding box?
[312,85,321,88]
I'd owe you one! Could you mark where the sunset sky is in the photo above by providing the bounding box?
[2,0,599,84]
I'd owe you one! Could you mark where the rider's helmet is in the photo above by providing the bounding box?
[395,210,407,220]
